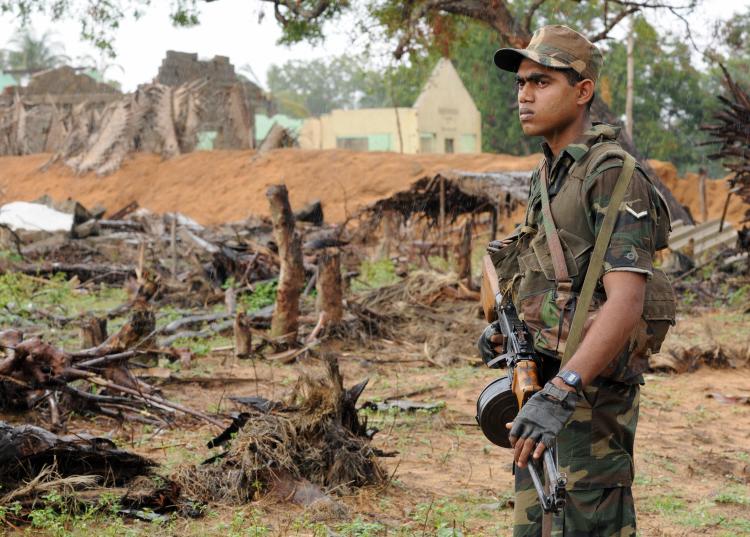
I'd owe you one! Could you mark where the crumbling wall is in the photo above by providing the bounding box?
[156,50,273,140]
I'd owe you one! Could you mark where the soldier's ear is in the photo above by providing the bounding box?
[576,79,595,108]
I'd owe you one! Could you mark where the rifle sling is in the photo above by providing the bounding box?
[561,154,636,366]
[538,163,571,284]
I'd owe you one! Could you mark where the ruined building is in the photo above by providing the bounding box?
[156,51,274,148]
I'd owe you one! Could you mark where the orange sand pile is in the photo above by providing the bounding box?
[0,150,540,225]
[0,150,745,226]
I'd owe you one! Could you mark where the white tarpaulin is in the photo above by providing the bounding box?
[0,201,74,232]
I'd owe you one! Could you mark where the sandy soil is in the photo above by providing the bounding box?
[0,150,745,227]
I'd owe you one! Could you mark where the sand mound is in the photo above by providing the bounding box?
[648,160,746,225]
[0,150,745,226]
[0,150,540,225]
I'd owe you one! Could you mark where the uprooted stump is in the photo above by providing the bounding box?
[0,421,155,489]
[176,355,387,504]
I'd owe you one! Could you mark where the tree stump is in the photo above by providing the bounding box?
[267,185,305,343]
[80,317,107,349]
[234,312,252,359]
[316,251,343,327]
[457,218,473,288]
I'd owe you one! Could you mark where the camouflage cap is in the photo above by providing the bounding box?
[494,25,603,82]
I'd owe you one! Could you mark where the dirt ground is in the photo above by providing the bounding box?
[0,150,745,226]
[5,304,747,537]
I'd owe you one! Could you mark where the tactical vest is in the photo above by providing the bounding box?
[491,141,676,384]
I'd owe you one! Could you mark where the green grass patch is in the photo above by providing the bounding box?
[715,485,750,506]
[642,493,686,514]
[0,272,127,323]
[352,258,399,291]
[238,279,278,312]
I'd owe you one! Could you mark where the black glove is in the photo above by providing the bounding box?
[477,322,504,366]
[509,382,579,448]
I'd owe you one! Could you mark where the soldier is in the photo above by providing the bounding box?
[477,25,675,536]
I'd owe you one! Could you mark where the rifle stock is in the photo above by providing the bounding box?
[481,255,500,322]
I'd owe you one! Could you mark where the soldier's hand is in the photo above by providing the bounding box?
[505,383,579,468]
[477,322,505,366]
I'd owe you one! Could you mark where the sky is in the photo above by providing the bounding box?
[0,0,748,92]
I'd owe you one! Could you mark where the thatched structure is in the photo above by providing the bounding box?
[362,170,530,222]
[359,170,531,241]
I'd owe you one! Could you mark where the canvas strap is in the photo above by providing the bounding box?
[538,163,571,283]
[561,153,636,366]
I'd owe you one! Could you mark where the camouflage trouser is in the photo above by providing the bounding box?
[513,380,640,537]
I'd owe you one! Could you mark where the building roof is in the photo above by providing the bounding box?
[0,73,17,94]
[413,57,477,112]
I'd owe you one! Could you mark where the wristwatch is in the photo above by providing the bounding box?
[556,370,583,394]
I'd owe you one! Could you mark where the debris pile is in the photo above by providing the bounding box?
[650,342,750,374]
[176,356,385,504]
[0,281,223,431]
[0,421,155,489]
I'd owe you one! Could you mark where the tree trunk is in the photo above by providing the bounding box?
[316,252,343,326]
[266,184,304,342]
[626,21,634,141]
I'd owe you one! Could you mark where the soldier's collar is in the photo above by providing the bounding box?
[547,122,621,163]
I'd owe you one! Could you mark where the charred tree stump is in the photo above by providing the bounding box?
[79,317,107,349]
[316,251,343,327]
[234,312,253,359]
[457,218,473,288]
[267,185,304,343]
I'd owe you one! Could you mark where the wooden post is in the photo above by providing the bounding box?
[80,317,107,349]
[377,210,396,260]
[698,167,708,223]
[490,207,498,242]
[457,218,474,288]
[439,176,447,258]
[266,184,304,343]
[316,251,343,326]
[234,312,252,359]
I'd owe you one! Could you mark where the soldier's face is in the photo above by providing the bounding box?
[515,59,581,137]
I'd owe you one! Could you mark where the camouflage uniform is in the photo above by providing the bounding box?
[508,124,673,537]
[490,25,676,536]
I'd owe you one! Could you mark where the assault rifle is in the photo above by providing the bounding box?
[477,254,567,514]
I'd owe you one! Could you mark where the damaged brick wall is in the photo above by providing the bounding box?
[156,51,274,141]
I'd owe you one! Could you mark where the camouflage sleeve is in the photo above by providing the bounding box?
[583,163,657,277]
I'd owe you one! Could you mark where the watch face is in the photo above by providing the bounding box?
[561,371,581,388]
